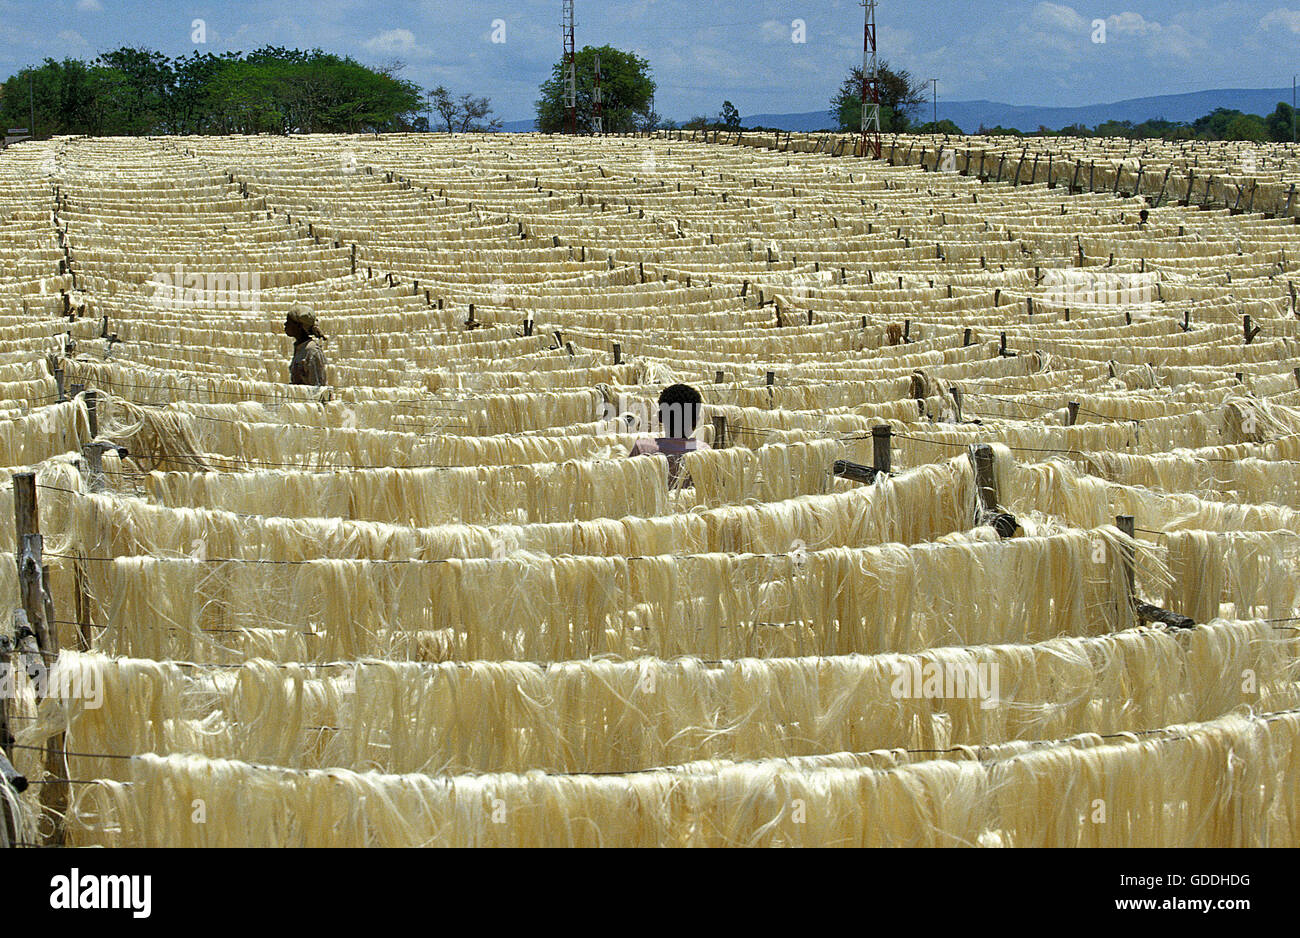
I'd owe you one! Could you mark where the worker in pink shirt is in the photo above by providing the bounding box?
[629,383,711,487]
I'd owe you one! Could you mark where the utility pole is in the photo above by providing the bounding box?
[930,78,938,126]
[859,0,881,159]
[562,0,577,135]
[1293,76,1296,144]
[593,52,603,135]
[29,72,35,140]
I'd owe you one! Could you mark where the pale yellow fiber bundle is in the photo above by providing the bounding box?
[77,527,1141,662]
[26,619,1294,780]
[67,710,1300,847]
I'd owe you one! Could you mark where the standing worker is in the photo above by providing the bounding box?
[629,383,711,486]
[285,304,328,386]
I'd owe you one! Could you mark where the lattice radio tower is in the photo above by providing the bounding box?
[593,52,604,134]
[563,0,577,135]
[860,0,882,159]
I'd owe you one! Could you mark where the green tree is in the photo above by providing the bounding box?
[829,63,925,133]
[0,46,422,136]
[1224,113,1268,142]
[94,47,173,133]
[1265,102,1296,142]
[914,119,963,136]
[426,86,501,132]
[535,45,655,134]
[1192,107,1242,139]
[719,100,741,131]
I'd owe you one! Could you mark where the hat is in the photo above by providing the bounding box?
[286,305,319,333]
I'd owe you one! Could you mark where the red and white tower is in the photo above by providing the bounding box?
[860,0,882,159]
[563,0,577,135]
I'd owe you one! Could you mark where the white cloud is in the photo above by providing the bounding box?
[1107,12,1162,36]
[1033,3,1088,32]
[758,20,787,43]
[75,0,103,11]
[1261,8,1300,34]
[362,28,423,57]
[57,29,90,47]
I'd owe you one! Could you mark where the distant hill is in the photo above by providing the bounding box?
[498,87,1299,135]
[928,88,1297,134]
[735,88,1297,135]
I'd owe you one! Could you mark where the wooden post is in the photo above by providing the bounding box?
[971,444,998,520]
[963,328,972,347]
[712,415,728,449]
[950,386,964,422]
[82,442,114,493]
[612,342,622,365]
[715,370,724,383]
[1244,315,1260,344]
[1067,401,1080,426]
[872,425,892,475]
[85,388,97,438]
[14,472,66,845]
[350,244,357,274]
[1116,515,1136,623]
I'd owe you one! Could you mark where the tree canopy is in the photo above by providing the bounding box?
[0,47,424,136]
[535,45,655,134]
[830,63,926,133]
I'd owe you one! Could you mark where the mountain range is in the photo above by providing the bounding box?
[501,87,1298,135]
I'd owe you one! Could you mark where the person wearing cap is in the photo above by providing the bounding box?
[285,305,328,386]
[629,383,711,487]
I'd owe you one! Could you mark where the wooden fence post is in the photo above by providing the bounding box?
[13,474,66,844]
[85,388,97,438]
[1067,401,1080,426]
[971,444,998,520]
[872,425,892,475]
[712,415,728,449]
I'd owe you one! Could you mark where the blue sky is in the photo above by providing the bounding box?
[3,1,1300,121]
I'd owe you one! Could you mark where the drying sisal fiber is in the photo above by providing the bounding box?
[23,619,1296,780]
[47,455,982,566]
[65,709,1300,847]
[70,526,1145,663]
